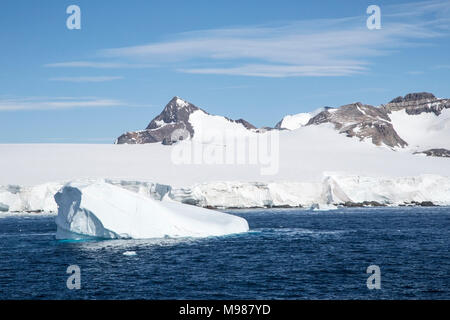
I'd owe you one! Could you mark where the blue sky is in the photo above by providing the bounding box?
[1,0,449,143]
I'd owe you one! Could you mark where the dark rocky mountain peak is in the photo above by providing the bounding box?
[145,97,208,138]
[232,118,256,130]
[389,92,436,104]
[116,97,207,144]
[146,97,205,131]
[307,102,407,148]
[384,92,449,116]
[303,92,449,149]
[116,96,256,145]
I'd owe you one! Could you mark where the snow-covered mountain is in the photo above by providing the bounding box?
[117,92,450,157]
[116,96,256,145]
[277,92,450,153]
[306,102,408,148]
[383,93,450,152]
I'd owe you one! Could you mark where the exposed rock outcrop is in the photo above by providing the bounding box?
[306,103,408,148]
[414,149,450,158]
[116,97,202,144]
[116,97,257,144]
[383,92,450,116]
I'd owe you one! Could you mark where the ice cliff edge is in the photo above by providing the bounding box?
[54,181,249,240]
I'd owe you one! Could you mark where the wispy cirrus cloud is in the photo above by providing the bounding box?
[0,97,124,111]
[44,61,155,68]
[385,0,450,18]
[49,76,123,82]
[179,64,367,78]
[46,0,450,78]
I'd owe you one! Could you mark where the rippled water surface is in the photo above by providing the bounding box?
[0,207,449,299]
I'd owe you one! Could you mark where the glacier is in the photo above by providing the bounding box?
[54,181,249,240]
[2,174,450,215]
[167,174,450,208]
[1,98,450,213]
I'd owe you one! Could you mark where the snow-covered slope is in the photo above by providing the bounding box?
[3,122,450,187]
[383,92,450,151]
[54,181,249,239]
[189,109,256,143]
[389,108,450,150]
[275,107,327,130]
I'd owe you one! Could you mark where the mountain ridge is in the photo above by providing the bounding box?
[116,92,450,157]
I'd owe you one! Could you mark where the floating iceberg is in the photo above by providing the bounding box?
[54,181,249,240]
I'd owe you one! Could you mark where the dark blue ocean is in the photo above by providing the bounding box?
[0,207,449,299]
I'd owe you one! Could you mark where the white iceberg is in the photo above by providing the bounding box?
[54,181,249,240]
